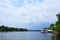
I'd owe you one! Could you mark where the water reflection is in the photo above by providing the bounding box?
[51,33,60,40]
[0,32,60,40]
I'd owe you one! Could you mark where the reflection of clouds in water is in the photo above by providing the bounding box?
[0,32,60,40]
[0,32,5,40]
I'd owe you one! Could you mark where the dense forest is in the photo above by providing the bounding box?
[47,13,60,32]
[0,25,28,31]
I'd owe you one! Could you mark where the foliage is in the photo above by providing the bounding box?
[56,13,60,21]
[55,25,60,32]
[47,24,55,30]
[55,13,60,32]
[46,13,60,32]
[56,21,60,25]
[0,25,28,31]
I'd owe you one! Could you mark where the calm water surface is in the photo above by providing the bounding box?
[0,32,60,40]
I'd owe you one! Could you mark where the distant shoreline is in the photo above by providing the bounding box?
[0,25,28,31]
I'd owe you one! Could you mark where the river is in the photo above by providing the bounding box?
[0,31,60,40]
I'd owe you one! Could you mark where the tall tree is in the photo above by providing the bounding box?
[55,13,60,32]
[56,13,60,21]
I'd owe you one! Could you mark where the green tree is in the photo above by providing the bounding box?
[56,21,60,25]
[55,13,60,32]
[55,25,60,32]
[0,25,28,31]
[48,24,55,30]
[56,13,60,21]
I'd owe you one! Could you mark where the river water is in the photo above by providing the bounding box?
[0,31,60,40]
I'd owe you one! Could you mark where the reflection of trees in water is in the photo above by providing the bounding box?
[55,34,60,40]
[51,33,60,40]
[51,34,55,40]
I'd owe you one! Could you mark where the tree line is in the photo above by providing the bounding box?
[46,13,60,32]
[0,25,28,31]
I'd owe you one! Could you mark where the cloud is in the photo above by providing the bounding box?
[0,0,60,29]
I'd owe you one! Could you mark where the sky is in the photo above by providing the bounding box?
[0,0,60,30]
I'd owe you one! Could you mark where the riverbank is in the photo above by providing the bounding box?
[53,31,60,34]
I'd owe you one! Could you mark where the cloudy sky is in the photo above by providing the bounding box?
[0,0,60,30]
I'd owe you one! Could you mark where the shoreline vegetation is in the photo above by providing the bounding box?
[0,25,28,31]
[0,25,41,32]
[44,13,60,34]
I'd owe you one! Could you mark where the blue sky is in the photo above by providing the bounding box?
[0,0,60,30]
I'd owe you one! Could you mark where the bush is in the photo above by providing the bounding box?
[55,25,60,32]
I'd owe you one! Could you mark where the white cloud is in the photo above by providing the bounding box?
[0,0,60,28]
